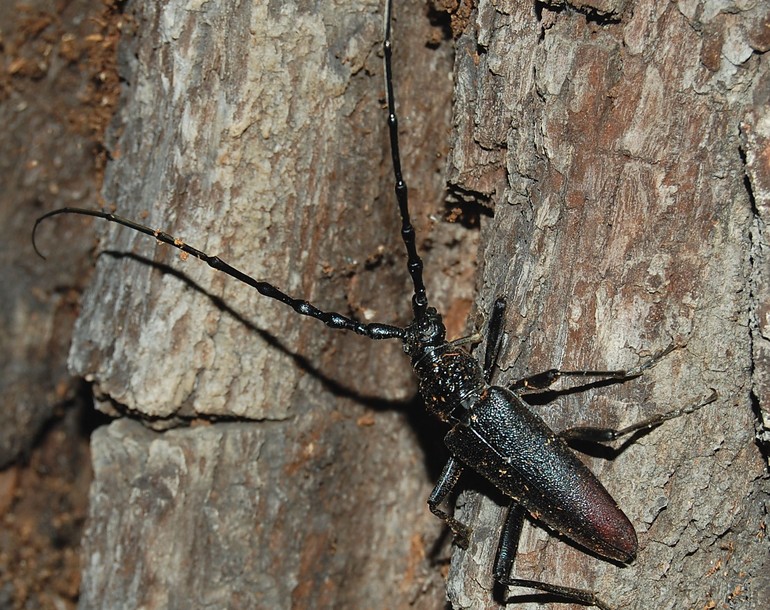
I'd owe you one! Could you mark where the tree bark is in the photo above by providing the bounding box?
[72,1,458,609]
[0,2,121,606]
[444,1,769,609]
[33,0,769,609]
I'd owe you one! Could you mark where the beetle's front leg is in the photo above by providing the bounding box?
[428,456,471,548]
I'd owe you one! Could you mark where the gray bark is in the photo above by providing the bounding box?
[444,1,769,609]
[74,1,458,609]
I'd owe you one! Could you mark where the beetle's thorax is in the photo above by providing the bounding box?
[403,308,485,423]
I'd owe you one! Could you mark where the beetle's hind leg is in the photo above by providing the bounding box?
[558,388,717,443]
[495,503,615,610]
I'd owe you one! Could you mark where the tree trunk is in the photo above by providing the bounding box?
[28,0,769,609]
[444,1,769,609]
[70,1,458,609]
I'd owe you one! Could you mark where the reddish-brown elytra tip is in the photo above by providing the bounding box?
[584,499,638,563]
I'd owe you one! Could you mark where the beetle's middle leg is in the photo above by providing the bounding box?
[558,388,717,443]
[480,297,678,392]
[508,343,679,393]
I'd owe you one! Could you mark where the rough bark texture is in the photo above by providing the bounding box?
[68,1,461,609]
[0,1,121,607]
[0,0,119,467]
[20,0,769,609]
[443,1,769,609]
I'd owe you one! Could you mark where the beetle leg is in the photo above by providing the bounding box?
[493,501,525,581]
[559,389,717,443]
[444,295,507,380]
[508,344,680,392]
[495,503,614,610]
[508,368,631,392]
[483,297,508,383]
[428,456,471,548]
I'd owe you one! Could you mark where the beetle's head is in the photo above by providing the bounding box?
[403,307,446,358]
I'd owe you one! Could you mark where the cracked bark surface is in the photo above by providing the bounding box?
[72,1,459,609]
[444,1,769,609]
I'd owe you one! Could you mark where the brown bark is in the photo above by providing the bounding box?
[0,1,121,607]
[444,1,769,609]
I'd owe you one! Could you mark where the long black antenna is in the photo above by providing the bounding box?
[384,0,429,320]
[32,1,427,338]
[32,208,405,341]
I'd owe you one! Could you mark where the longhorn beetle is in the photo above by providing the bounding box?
[34,1,716,608]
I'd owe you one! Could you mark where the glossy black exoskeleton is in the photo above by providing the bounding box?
[402,299,712,610]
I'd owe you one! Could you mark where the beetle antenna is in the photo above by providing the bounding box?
[384,0,428,320]
[32,207,405,341]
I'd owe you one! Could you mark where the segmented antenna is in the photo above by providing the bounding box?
[384,0,429,320]
[32,208,405,340]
